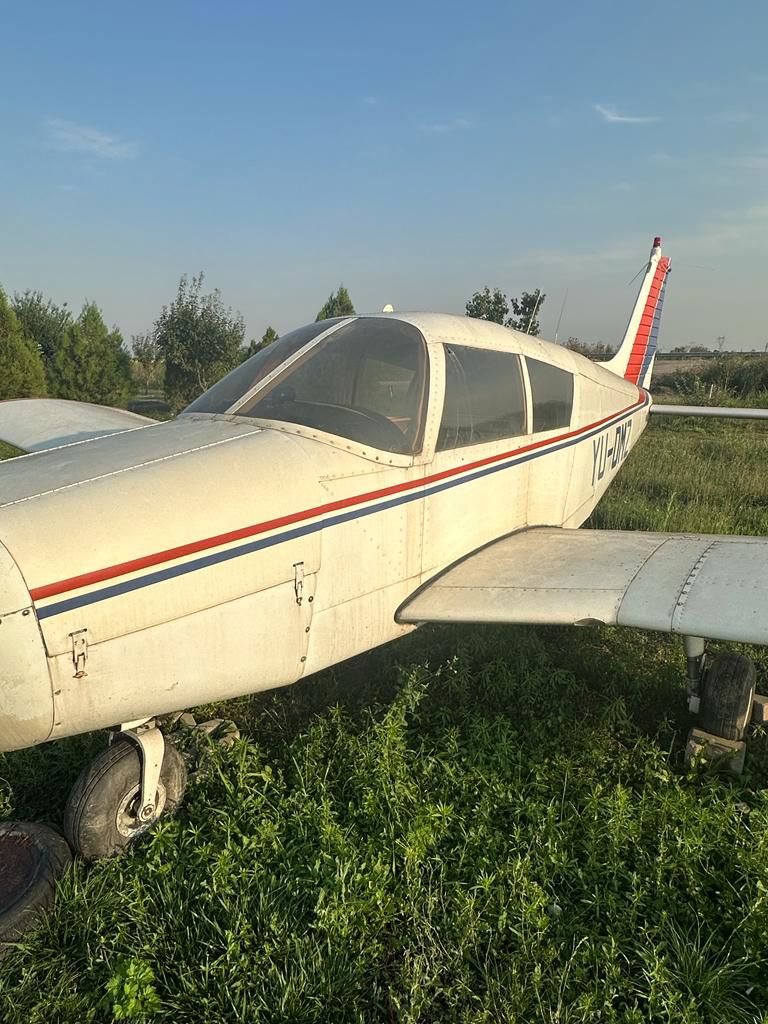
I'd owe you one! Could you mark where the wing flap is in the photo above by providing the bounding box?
[399,528,768,646]
[0,399,155,453]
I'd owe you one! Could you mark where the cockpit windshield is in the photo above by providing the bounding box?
[184,317,429,455]
[184,318,347,417]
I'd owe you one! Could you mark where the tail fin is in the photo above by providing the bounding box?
[603,236,671,389]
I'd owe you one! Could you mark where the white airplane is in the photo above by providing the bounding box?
[1,236,767,861]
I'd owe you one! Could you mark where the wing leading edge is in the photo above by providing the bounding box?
[398,528,768,647]
[0,399,156,453]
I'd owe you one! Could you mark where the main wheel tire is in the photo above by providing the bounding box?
[0,822,72,952]
[64,736,187,861]
[698,652,757,741]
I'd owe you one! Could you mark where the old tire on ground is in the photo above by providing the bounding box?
[0,821,72,953]
[64,737,187,861]
[698,652,756,741]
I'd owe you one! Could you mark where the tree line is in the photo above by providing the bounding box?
[0,288,132,405]
[1,274,550,412]
[0,278,356,412]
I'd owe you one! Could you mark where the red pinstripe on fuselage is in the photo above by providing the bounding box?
[30,391,647,608]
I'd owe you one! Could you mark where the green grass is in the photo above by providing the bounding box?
[591,417,768,535]
[0,441,23,461]
[2,419,768,1022]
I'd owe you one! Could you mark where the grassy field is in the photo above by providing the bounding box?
[2,418,768,1022]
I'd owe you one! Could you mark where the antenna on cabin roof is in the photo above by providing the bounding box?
[525,289,543,335]
[554,289,568,345]
[382,303,394,313]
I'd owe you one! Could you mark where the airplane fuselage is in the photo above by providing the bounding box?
[0,313,649,752]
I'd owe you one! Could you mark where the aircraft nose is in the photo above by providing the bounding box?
[0,540,54,752]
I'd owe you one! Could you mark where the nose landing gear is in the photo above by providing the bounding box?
[63,721,187,862]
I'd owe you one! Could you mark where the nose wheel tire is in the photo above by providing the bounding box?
[64,736,187,861]
[697,651,756,742]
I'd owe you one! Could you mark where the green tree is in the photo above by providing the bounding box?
[465,287,510,325]
[131,332,163,391]
[0,287,47,399]
[12,290,72,386]
[155,273,246,411]
[241,325,279,362]
[465,286,546,335]
[508,289,545,336]
[48,302,133,405]
[316,285,355,321]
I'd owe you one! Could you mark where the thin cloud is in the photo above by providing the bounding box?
[420,117,470,134]
[730,152,768,171]
[594,104,659,125]
[46,118,139,160]
[714,111,751,123]
[507,201,768,276]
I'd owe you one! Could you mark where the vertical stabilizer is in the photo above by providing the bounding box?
[603,237,671,389]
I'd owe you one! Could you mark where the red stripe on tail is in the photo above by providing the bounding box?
[624,256,671,384]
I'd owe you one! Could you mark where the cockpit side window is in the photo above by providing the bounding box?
[184,319,347,415]
[526,357,574,432]
[437,345,526,450]
[233,319,429,455]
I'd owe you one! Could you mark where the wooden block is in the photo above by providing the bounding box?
[685,727,746,774]
[751,694,768,725]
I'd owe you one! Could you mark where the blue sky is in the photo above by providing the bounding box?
[2,1,767,350]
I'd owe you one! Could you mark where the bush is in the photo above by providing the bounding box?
[0,287,46,399]
[673,355,768,405]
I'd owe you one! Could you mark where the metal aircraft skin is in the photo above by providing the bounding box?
[0,236,764,771]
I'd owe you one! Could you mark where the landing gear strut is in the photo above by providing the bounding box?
[123,723,166,825]
[683,635,706,715]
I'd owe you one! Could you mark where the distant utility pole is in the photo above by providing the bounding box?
[716,335,726,352]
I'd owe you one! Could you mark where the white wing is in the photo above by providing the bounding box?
[651,404,768,421]
[0,399,155,453]
[398,527,768,646]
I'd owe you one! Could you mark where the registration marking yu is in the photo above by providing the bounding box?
[591,420,632,486]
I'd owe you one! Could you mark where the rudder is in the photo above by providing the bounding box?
[603,236,671,389]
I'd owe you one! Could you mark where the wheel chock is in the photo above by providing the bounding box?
[751,694,768,726]
[685,727,747,775]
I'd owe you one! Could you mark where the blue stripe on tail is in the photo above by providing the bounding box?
[639,274,668,386]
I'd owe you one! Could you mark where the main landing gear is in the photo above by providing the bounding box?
[683,636,766,773]
[64,720,187,862]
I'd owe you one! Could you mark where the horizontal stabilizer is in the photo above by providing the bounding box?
[651,404,768,421]
[0,399,155,453]
[399,527,768,647]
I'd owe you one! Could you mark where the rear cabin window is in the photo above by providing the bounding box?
[437,345,526,451]
[231,318,429,455]
[526,357,574,432]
